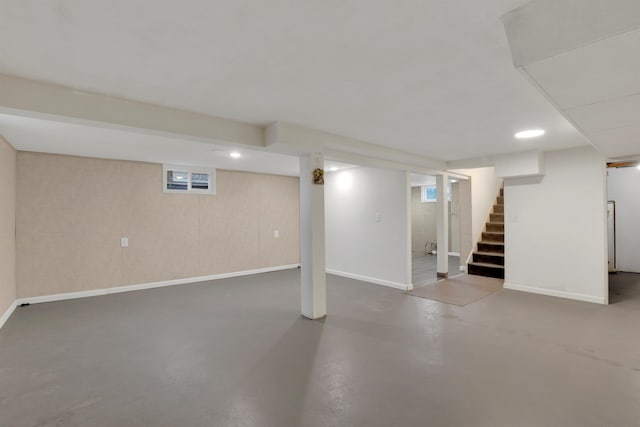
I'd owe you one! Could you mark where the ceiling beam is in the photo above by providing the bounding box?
[266,122,446,172]
[0,74,450,174]
[0,74,265,148]
[607,161,639,168]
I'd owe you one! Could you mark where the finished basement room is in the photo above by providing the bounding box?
[2,1,640,426]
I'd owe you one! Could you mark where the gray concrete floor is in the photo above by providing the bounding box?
[1,270,640,427]
[412,253,461,286]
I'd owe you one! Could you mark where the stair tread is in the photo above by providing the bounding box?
[479,241,504,245]
[483,231,504,235]
[474,251,505,257]
[468,262,505,269]
[487,222,504,225]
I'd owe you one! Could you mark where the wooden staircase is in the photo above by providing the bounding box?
[468,188,505,279]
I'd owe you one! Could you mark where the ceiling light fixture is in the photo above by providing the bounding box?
[515,129,545,139]
[329,167,338,172]
[229,151,241,159]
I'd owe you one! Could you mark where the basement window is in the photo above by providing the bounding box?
[421,185,437,202]
[420,184,453,203]
[163,165,216,194]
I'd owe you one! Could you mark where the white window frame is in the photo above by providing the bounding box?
[420,183,452,203]
[421,185,437,203]
[163,164,216,195]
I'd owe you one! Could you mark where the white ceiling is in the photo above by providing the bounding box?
[504,1,640,160]
[0,0,588,163]
[524,28,640,159]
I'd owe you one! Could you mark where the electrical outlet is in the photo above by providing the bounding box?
[121,237,129,248]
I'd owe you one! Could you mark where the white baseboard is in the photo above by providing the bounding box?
[16,264,300,306]
[0,299,18,330]
[326,269,410,291]
[503,282,606,305]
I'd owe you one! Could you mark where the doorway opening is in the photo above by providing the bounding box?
[606,161,640,303]
[409,173,462,287]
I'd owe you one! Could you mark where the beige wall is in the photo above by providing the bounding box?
[17,152,299,298]
[0,137,16,315]
[411,187,458,254]
[411,187,437,253]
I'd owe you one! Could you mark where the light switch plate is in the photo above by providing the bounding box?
[274,230,280,238]
[121,237,129,248]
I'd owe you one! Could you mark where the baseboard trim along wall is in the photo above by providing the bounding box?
[0,300,18,330]
[503,282,606,305]
[326,269,411,291]
[15,264,300,306]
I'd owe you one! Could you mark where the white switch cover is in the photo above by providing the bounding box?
[375,212,381,222]
[274,230,280,238]
[121,237,129,248]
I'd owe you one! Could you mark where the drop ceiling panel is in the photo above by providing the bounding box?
[588,125,640,157]
[566,93,640,133]
[596,141,640,158]
[525,29,640,109]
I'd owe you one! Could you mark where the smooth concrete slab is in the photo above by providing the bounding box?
[406,274,503,306]
[412,253,461,287]
[1,270,640,426]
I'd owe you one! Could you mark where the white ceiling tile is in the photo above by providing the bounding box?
[525,29,640,110]
[587,125,640,157]
[566,93,640,133]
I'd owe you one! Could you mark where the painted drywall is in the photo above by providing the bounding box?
[504,146,608,304]
[325,167,410,289]
[458,179,473,268]
[607,167,640,273]
[451,166,503,256]
[450,182,461,254]
[16,152,299,298]
[0,137,16,318]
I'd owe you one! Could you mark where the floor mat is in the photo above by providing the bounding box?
[406,274,503,306]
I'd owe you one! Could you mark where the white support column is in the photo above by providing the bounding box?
[299,154,327,319]
[404,170,413,290]
[436,175,449,278]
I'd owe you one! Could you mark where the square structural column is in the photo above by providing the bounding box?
[299,154,327,319]
[436,174,449,278]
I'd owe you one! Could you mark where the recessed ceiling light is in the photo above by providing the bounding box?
[451,179,458,183]
[229,151,241,159]
[515,129,545,139]
[329,167,338,172]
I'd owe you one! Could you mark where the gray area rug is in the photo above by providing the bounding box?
[406,274,503,306]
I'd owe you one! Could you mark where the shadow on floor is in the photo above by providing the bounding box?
[223,318,325,427]
[609,272,640,304]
